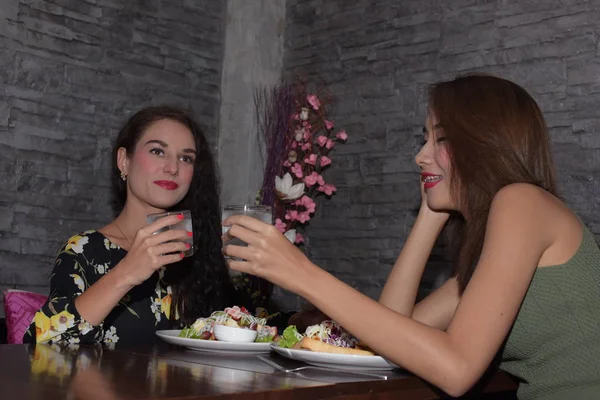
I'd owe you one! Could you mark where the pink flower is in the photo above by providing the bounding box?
[318,183,337,196]
[291,141,297,149]
[297,211,311,223]
[325,120,334,130]
[292,113,300,120]
[326,139,335,149]
[275,218,287,233]
[304,172,324,187]
[336,130,348,141]
[295,195,316,213]
[304,154,317,165]
[291,163,303,178]
[320,156,331,167]
[295,233,305,244]
[283,160,291,167]
[317,136,328,147]
[301,142,311,151]
[285,210,299,221]
[307,94,321,110]
[304,174,317,187]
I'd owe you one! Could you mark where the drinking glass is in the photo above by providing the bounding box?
[222,205,273,259]
[146,210,194,257]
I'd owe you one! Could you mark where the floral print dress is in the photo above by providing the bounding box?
[23,231,176,348]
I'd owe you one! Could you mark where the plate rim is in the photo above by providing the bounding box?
[156,329,272,350]
[270,342,381,358]
[269,342,398,370]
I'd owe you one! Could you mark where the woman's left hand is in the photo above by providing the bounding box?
[222,215,316,294]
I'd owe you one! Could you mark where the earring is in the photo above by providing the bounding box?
[120,172,127,182]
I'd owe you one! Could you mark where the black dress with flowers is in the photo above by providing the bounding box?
[23,231,175,348]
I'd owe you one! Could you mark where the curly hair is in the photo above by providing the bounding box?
[111,106,235,326]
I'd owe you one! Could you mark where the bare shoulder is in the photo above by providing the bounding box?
[491,183,569,220]
[483,184,554,250]
[492,183,551,208]
[489,183,581,266]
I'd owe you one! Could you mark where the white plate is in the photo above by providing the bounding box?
[156,330,272,354]
[270,343,398,371]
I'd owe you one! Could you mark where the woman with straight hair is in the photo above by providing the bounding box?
[223,74,600,399]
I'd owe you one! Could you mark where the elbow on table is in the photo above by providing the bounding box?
[434,363,480,398]
[442,382,471,398]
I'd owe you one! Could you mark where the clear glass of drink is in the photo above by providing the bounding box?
[146,210,194,257]
[221,205,273,259]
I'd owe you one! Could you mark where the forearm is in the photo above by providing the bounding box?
[379,209,447,316]
[300,268,477,396]
[75,267,133,326]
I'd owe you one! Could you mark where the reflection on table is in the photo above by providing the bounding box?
[0,343,517,400]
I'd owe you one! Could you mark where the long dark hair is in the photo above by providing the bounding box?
[112,106,235,326]
[428,74,558,292]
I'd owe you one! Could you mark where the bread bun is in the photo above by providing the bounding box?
[295,337,375,356]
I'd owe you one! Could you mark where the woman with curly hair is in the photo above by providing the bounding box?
[24,106,235,347]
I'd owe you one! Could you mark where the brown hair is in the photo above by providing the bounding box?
[428,73,558,292]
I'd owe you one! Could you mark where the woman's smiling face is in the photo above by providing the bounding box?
[415,113,457,212]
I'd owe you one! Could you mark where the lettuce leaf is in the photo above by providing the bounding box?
[254,335,274,343]
[179,327,202,339]
[278,325,303,348]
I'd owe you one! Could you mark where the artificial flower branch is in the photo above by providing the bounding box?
[257,80,348,246]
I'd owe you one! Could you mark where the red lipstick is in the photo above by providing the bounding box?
[421,173,442,190]
[154,180,179,190]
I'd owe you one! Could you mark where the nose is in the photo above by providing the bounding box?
[163,155,179,176]
[415,142,431,168]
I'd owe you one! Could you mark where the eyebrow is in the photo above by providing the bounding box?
[145,139,196,154]
[422,123,442,133]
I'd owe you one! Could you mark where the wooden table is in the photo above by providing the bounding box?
[0,343,517,399]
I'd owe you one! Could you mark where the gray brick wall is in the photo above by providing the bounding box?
[0,0,226,314]
[282,0,600,307]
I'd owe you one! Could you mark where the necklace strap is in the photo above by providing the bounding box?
[114,221,132,246]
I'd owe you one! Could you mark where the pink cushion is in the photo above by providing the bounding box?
[4,290,48,344]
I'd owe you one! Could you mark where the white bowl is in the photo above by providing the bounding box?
[213,324,257,343]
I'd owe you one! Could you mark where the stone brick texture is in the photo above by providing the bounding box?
[0,0,226,315]
[2,0,600,317]
[279,0,600,309]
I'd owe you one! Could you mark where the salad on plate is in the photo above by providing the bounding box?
[277,320,375,355]
[178,306,279,343]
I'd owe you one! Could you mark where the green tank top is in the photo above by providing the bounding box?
[500,223,600,399]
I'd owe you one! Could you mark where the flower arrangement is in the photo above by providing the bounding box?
[257,79,348,246]
[232,79,348,312]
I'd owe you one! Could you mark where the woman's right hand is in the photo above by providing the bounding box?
[378,181,450,314]
[115,215,191,287]
[418,182,451,225]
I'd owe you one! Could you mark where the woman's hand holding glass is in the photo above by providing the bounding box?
[222,215,315,294]
[116,214,190,287]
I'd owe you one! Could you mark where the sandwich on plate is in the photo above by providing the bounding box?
[279,320,374,356]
